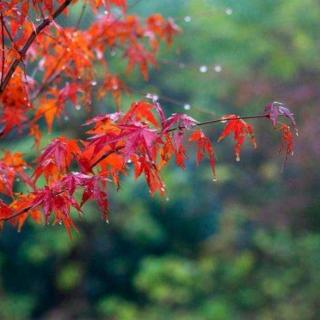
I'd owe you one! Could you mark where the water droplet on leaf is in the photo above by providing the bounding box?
[184,16,192,23]
[184,104,191,110]
[225,8,233,15]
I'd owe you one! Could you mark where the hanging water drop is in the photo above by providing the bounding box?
[184,104,191,110]
[165,197,170,202]
[199,65,208,73]
[64,115,69,121]
[104,10,109,15]
[91,80,97,86]
[225,8,233,15]
[75,104,81,111]
[236,155,241,162]
[212,177,217,182]
[160,187,166,192]
[295,129,299,137]
[184,16,192,23]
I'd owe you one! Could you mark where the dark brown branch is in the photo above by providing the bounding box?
[0,14,4,85]
[0,0,73,94]
[1,205,33,222]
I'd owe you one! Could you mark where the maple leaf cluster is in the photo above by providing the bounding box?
[0,1,297,235]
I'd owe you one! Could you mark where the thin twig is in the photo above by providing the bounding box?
[167,114,268,132]
[76,1,87,28]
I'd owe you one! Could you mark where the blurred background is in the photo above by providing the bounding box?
[1,0,320,319]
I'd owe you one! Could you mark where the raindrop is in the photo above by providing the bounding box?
[184,104,191,110]
[104,10,109,15]
[127,159,132,164]
[199,65,208,73]
[214,64,222,72]
[91,80,97,86]
[225,8,233,15]
[212,177,217,182]
[105,219,110,224]
[112,84,118,90]
[35,17,41,22]
[145,93,159,102]
[64,115,69,121]
[16,178,20,182]
[58,221,63,225]
[75,104,82,111]
[184,16,192,23]
[236,155,241,162]
[295,129,299,137]
[165,197,170,202]
[160,187,166,192]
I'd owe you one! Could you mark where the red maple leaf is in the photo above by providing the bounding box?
[218,115,257,161]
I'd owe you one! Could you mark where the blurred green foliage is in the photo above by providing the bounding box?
[0,0,319,319]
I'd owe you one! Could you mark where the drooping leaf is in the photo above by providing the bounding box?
[218,115,256,161]
[189,129,216,178]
